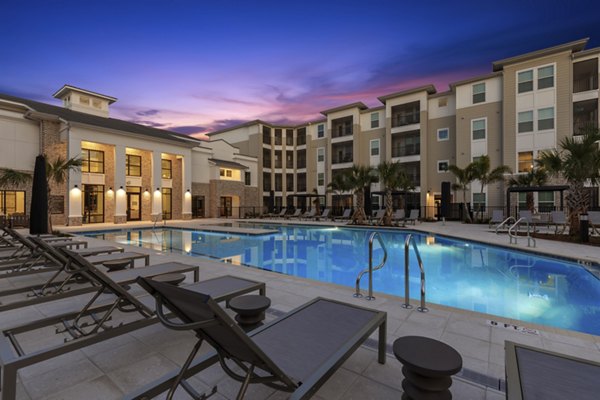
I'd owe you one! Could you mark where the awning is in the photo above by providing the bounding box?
[208,158,249,170]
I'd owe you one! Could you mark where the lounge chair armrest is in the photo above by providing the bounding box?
[155,297,218,331]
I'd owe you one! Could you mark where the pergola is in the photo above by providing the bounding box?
[288,193,327,209]
[506,185,568,215]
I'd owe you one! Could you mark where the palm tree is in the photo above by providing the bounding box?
[347,165,376,225]
[507,168,548,213]
[46,156,82,231]
[471,155,512,221]
[376,161,412,225]
[538,127,600,236]
[448,163,475,223]
[0,168,32,189]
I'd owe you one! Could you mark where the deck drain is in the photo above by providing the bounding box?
[487,320,539,335]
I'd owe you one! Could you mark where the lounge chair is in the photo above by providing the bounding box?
[312,208,330,221]
[392,209,406,226]
[335,208,351,222]
[125,277,387,400]
[518,210,533,224]
[0,236,186,312]
[406,209,419,225]
[371,209,385,225]
[0,249,266,400]
[301,209,316,220]
[285,209,302,219]
[505,340,600,400]
[549,211,567,234]
[489,209,505,228]
[589,211,600,235]
[275,208,287,218]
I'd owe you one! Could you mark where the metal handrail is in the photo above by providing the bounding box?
[495,216,516,234]
[508,218,536,247]
[402,234,428,312]
[354,232,387,300]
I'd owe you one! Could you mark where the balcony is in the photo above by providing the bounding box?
[297,149,306,169]
[573,99,598,135]
[402,161,421,187]
[391,131,420,158]
[297,128,307,146]
[573,59,599,93]
[332,142,353,164]
[331,116,353,138]
[262,158,272,168]
[391,101,420,128]
[332,153,353,164]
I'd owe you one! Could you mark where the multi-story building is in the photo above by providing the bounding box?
[0,85,259,225]
[208,38,600,216]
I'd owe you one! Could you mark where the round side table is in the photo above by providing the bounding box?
[152,273,186,286]
[229,295,271,331]
[393,336,462,400]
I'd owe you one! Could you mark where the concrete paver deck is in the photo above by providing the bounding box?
[1,219,598,399]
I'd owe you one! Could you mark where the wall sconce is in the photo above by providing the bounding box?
[144,188,149,194]
[186,189,190,193]
[156,188,160,192]
[109,187,113,191]
[73,184,78,189]
[119,186,123,190]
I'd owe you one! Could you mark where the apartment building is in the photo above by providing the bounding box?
[208,38,600,216]
[0,85,259,225]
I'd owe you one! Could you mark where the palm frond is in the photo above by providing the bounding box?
[0,168,32,188]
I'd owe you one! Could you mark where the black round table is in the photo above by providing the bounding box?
[103,259,133,291]
[393,336,463,400]
[152,273,186,286]
[229,295,271,330]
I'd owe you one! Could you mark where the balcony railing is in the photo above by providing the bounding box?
[263,159,272,168]
[332,154,353,164]
[391,113,420,127]
[392,143,420,158]
[573,76,599,93]
[574,119,599,135]
[297,159,306,169]
[274,161,282,168]
[297,136,306,146]
[262,134,271,144]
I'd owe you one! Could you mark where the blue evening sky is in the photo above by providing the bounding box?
[1,0,599,137]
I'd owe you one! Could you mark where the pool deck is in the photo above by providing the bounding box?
[2,219,599,399]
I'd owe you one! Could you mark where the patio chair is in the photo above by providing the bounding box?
[392,209,406,226]
[0,249,266,400]
[275,208,287,218]
[371,209,385,225]
[312,208,330,221]
[488,209,505,228]
[518,210,533,224]
[505,341,600,399]
[126,277,387,400]
[0,236,192,312]
[549,211,567,234]
[589,211,600,235]
[285,209,302,219]
[406,209,419,225]
[335,208,351,222]
[301,209,316,220]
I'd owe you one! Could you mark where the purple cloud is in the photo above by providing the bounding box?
[135,109,160,116]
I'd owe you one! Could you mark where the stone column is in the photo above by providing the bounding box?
[182,153,192,220]
[67,136,82,226]
[114,145,127,224]
[152,151,162,221]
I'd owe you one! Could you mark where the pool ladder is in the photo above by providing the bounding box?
[402,234,428,312]
[354,232,387,300]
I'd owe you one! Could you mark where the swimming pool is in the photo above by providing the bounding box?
[83,224,600,336]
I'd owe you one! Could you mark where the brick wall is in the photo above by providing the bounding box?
[41,120,68,226]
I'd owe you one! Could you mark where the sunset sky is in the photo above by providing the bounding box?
[2,0,599,138]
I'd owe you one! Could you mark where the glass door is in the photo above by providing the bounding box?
[82,185,104,224]
[127,187,141,221]
[220,196,232,217]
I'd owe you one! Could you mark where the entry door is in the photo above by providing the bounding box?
[127,193,141,221]
[220,197,232,217]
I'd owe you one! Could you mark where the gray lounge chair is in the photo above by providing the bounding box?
[489,209,505,228]
[371,209,385,225]
[312,208,330,221]
[406,209,419,225]
[335,208,351,222]
[126,277,386,400]
[589,211,600,235]
[392,209,406,226]
[286,209,302,219]
[0,249,265,400]
[301,209,316,220]
[549,211,567,234]
[505,340,600,400]
[0,236,189,312]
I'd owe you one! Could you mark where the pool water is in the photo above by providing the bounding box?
[83,224,600,336]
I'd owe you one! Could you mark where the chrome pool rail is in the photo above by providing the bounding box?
[495,216,516,234]
[354,231,388,300]
[402,233,428,312]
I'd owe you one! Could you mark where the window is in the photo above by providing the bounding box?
[538,107,554,130]
[317,148,325,162]
[219,169,224,176]
[370,112,379,128]
[81,149,104,173]
[518,192,527,210]
[318,172,324,186]
[538,65,554,90]
[472,83,486,104]
[82,185,105,223]
[538,192,554,212]
[437,128,449,141]
[80,96,90,105]
[0,190,26,215]
[370,140,380,156]
[438,98,447,107]
[244,171,251,186]
[517,111,534,133]
[274,129,282,145]
[473,193,486,211]
[472,119,486,140]
[125,154,141,176]
[518,151,534,173]
[317,124,325,138]
[286,173,294,191]
[518,70,534,93]
[226,170,232,177]
[437,160,449,173]
[162,188,172,220]
[286,129,294,145]
[161,159,172,179]
[262,126,271,144]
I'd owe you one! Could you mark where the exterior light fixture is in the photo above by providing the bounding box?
[74,184,78,189]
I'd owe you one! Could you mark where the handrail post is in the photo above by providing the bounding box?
[402,234,428,312]
[354,232,387,300]
[367,238,374,300]
[402,235,412,309]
